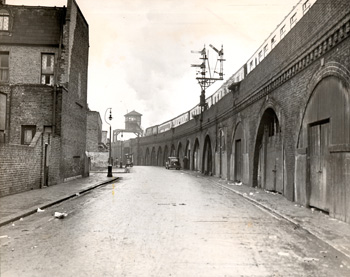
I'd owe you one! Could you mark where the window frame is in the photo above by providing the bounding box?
[263,44,269,57]
[41,53,55,86]
[0,51,9,83]
[303,0,311,14]
[21,125,36,145]
[280,25,286,39]
[271,36,277,49]
[0,9,10,31]
[290,13,297,28]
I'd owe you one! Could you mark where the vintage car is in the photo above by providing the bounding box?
[165,157,181,170]
[125,158,133,167]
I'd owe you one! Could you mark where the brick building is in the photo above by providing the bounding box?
[0,0,89,196]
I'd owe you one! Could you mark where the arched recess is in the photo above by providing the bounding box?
[216,129,226,178]
[184,140,191,170]
[297,75,350,221]
[232,123,244,182]
[253,108,284,193]
[170,144,176,156]
[202,135,213,175]
[163,145,169,165]
[192,138,200,171]
[145,148,150,166]
[157,146,163,166]
[151,147,156,166]
[177,142,184,167]
[138,148,143,165]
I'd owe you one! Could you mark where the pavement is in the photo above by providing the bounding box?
[1,167,349,260]
[0,169,126,227]
[210,176,350,260]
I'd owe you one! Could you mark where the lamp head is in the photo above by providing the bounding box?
[109,109,113,121]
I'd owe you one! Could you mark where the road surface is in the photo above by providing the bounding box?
[1,166,349,276]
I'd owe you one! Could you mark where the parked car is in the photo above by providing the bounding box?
[125,158,133,167]
[165,157,181,170]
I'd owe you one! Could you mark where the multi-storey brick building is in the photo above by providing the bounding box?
[0,0,89,196]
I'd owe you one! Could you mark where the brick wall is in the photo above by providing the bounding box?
[60,0,89,179]
[0,45,59,85]
[9,85,54,144]
[86,111,102,152]
[0,132,42,197]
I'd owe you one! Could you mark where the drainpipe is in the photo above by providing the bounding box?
[53,8,65,136]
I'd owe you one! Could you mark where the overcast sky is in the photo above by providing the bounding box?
[8,0,298,138]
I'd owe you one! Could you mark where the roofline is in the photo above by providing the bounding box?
[72,0,89,29]
[1,4,65,10]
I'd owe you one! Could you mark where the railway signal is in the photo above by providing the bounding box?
[191,44,225,112]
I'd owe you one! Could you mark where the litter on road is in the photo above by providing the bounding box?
[54,212,68,219]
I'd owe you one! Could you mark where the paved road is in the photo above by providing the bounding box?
[1,166,349,276]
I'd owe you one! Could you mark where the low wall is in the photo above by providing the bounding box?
[87,152,109,170]
[0,132,42,197]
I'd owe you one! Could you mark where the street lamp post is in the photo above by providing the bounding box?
[105,108,113,177]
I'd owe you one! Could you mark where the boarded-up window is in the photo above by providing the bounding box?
[21,125,36,145]
[41,53,54,85]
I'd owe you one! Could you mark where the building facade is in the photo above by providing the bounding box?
[0,0,89,196]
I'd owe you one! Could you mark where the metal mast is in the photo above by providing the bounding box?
[191,44,225,112]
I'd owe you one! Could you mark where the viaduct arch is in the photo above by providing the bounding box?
[130,2,350,223]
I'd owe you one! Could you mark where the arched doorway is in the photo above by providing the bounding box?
[177,142,183,167]
[163,145,169,166]
[202,135,213,175]
[157,146,163,166]
[232,123,244,182]
[184,140,191,170]
[299,76,350,219]
[192,138,200,171]
[170,144,176,156]
[151,147,156,165]
[217,129,226,177]
[254,108,284,193]
[138,148,143,165]
[145,148,150,166]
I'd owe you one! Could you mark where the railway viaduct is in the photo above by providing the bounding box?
[130,0,350,223]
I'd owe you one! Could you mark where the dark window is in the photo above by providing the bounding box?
[0,9,9,31]
[271,36,276,49]
[0,52,9,82]
[21,125,36,145]
[41,53,54,85]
